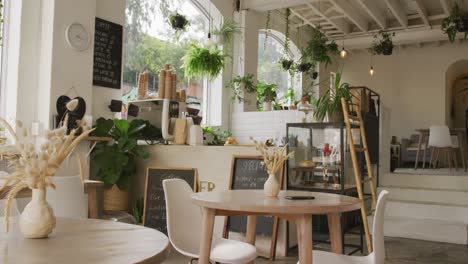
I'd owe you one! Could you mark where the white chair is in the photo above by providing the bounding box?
[428,126,460,169]
[163,179,257,264]
[47,175,87,219]
[298,190,389,264]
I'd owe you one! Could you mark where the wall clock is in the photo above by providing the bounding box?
[65,23,90,51]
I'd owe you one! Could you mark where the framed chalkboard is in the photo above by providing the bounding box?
[223,156,284,260]
[142,167,198,235]
[92,17,122,89]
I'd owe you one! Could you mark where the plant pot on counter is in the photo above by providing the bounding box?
[103,184,130,211]
[328,110,344,123]
[263,101,272,111]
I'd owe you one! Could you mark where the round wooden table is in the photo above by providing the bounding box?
[0,217,170,264]
[192,190,361,264]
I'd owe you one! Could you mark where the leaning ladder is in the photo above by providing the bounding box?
[341,97,378,253]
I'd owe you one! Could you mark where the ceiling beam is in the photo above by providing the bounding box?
[385,0,408,28]
[357,0,386,29]
[440,0,455,15]
[305,3,351,34]
[289,8,319,31]
[329,0,369,32]
[242,0,309,12]
[414,0,430,26]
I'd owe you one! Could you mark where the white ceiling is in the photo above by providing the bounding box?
[243,0,468,49]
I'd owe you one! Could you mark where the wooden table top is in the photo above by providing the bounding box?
[0,217,169,264]
[192,190,361,215]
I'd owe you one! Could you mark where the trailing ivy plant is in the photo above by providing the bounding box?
[263,11,272,52]
[284,8,291,54]
[226,74,256,103]
[182,44,226,81]
[212,19,242,45]
[305,28,339,67]
[371,31,395,55]
[442,3,468,43]
[257,81,277,103]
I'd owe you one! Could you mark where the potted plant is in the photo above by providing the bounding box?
[442,3,468,43]
[280,57,294,71]
[182,44,226,81]
[169,12,190,31]
[314,72,352,122]
[371,31,395,55]
[257,81,277,111]
[212,19,242,45]
[91,118,150,211]
[227,74,256,103]
[305,28,339,67]
[284,87,298,109]
[202,127,232,145]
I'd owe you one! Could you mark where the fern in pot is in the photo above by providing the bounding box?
[257,81,277,111]
[227,74,256,103]
[314,72,352,122]
[371,31,395,55]
[306,28,339,67]
[182,44,226,81]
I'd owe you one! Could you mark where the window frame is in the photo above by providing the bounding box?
[0,0,8,117]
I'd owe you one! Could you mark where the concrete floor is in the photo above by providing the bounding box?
[163,237,468,264]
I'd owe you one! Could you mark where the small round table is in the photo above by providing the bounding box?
[192,190,361,264]
[0,217,170,264]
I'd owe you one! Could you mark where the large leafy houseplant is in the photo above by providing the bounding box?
[314,72,352,122]
[257,82,277,103]
[213,19,242,45]
[227,74,256,103]
[182,44,226,81]
[91,118,150,191]
[442,3,468,43]
[305,28,339,67]
[371,31,395,55]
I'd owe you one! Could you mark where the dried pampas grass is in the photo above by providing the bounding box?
[250,136,294,175]
[0,114,93,231]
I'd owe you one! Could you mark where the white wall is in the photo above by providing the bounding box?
[336,43,468,172]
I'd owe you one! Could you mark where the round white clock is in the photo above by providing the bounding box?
[65,23,90,51]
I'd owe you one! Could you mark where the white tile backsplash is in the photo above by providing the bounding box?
[231,110,305,144]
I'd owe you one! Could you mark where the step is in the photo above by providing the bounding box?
[369,216,468,245]
[378,186,468,207]
[380,172,468,191]
[385,199,468,224]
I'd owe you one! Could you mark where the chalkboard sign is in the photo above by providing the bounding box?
[223,156,284,260]
[143,167,198,234]
[92,17,122,89]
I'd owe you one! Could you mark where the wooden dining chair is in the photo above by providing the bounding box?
[163,179,257,264]
[298,190,389,264]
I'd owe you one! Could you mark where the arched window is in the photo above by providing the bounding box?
[258,30,302,106]
[123,0,221,124]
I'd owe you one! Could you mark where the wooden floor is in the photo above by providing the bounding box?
[163,237,468,264]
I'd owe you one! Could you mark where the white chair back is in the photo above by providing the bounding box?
[163,179,202,257]
[47,175,86,219]
[373,190,389,264]
[428,126,452,148]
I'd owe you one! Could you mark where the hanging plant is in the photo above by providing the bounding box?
[442,3,468,43]
[226,74,256,103]
[284,8,291,54]
[310,71,319,80]
[212,19,242,45]
[263,11,272,52]
[305,28,339,67]
[168,12,190,31]
[371,31,395,55]
[257,82,277,103]
[280,58,294,71]
[182,44,226,81]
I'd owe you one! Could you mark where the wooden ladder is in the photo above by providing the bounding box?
[341,97,378,253]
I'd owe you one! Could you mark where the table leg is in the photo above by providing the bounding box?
[199,207,215,264]
[88,188,98,219]
[458,133,466,171]
[414,132,423,170]
[296,215,313,264]
[245,215,257,264]
[422,134,428,169]
[327,213,343,254]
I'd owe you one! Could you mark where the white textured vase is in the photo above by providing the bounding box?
[263,101,272,111]
[264,174,280,197]
[19,188,56,239]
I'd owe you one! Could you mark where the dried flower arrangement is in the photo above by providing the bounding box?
[0,99,92,231]
[250,137,294,175]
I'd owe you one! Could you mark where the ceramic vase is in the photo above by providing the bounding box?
[19,188,56,239]
[264,173,280,197]
[263,101,272,111]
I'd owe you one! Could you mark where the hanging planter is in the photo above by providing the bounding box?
[169,12,190,31]
[280,58,294,71]
[305,28,339,67]
[310,71,319,80]
[297,62,313,73]
[442,3,468,43]
[457,18,468,32]
[182,44,226,81]
[371,31,395,56]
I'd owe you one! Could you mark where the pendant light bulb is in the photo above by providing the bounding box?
[369,66,375,76]
[205,32,213,47]
[340,47,347,58]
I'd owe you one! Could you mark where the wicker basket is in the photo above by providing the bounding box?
[103,185,130,211]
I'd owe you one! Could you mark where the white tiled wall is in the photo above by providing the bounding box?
[231,110,305,144]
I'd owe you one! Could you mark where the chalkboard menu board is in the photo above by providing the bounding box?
[92,17,122,89]
[143,167,198,235]
[223,156,284,259]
